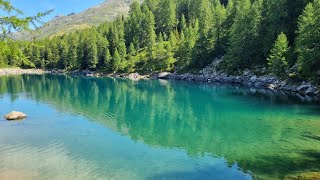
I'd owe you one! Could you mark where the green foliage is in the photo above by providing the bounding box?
[0,0,51,38]
[296,0,320,81]
[3,0,319,81]
[112,48,123,72]
[223,0,263,72]
[155,0,177,35]
[260,0,288,59]
[267,32,289,77]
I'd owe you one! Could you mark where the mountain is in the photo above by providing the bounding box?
[15,0,133,40]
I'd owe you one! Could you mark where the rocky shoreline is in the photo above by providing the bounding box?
[153,71,320,100]
[2,68,320,101]
[59,69,320,100]
[0,68,45,76]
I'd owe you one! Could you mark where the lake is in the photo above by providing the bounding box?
[0,75,319,180]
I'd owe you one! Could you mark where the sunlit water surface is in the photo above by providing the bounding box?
[0,75,319,180]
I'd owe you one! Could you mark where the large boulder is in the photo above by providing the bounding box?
[4,111,27,120]
[305,87,316,95]
[297,85,310,92]
[158,72,171,79]
[250,75,257,82]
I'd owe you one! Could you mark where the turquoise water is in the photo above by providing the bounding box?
[0,75,319,180]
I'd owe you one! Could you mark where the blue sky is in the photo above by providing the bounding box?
[10,0,106,22]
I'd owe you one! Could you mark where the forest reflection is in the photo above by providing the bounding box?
[0,74,319,179]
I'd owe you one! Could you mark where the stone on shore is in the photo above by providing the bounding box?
[297,84,310,92]
[158,72,171,79]
[0,68,44,76]
[4,111,27,121]
[128,73,141,80]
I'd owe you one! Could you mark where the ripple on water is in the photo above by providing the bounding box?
[0,142,105,180]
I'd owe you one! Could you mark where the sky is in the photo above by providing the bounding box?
[10,0,106,23]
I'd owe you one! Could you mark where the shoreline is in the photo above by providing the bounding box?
[160,72,320,95]
[67,69,320,101]
[0,68,45,76]
[1,68,320,101]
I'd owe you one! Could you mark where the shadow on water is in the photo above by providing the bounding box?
[302,133,320,141]
[0,75,319,179]
[147,165,252,180]
[235,150,320,179]
[172,80,320,105]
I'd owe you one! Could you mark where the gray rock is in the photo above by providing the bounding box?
[250,75,257,81]
[268,84,277,90]
[305,87,315,95]
[243,70,252,76]
[297,85,310,91]
[280,81,287,87]
[158,72,171,79]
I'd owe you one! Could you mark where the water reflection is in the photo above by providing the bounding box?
[0,75,319,179]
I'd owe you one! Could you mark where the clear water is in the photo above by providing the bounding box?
[0,75,319,180]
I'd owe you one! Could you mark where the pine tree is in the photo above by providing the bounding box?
[51,41,60,69]
[296,0,320,81]
[190,0,213,36]
[103,48,112,69]
[45,47,53,68]
[87,39,98,70]
[97,35,109,69]
[179,14,187,31]
[84,34,98,70]
[155,0,177,34]
[260,0,288,59]
[59,41,69,69]
[33,46,41,68]
[112,48,122,72]
[177,20,199,70]
[126,0,143,49]
[164,42,176,71]
[127,43,136,72]
[169,31,178,49]
[129,43,136,56]
[68,43,78,70]
[212,2,227,56]
[144,8,156,59]
[223,0,263,71]
[145,0,159,13]
[267,32,289,77]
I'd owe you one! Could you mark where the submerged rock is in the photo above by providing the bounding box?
[4,111,27,120]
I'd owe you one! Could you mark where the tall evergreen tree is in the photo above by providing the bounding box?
[112,48,122,72]
[268,32,289,77]
[58,41,69,69]
[143,8,156,59]
[85,35,98,70]
[155,0,177,34]
[296,0,320,81]
[223,0,263,71]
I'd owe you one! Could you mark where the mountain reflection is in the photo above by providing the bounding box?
[0,74,319,179]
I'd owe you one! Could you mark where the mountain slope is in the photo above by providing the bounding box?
[15,0,132,40]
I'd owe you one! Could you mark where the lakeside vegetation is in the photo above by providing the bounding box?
[1,0,320,83]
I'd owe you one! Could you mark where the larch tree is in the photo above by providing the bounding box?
[296,0,320,81]
[268,32,289,78]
